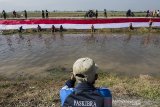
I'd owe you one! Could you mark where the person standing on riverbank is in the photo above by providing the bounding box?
[96,10,98,18]
[46,10,49,18]
[104,9,107,17]
[37,25,42,32]
[42,10,45,18]
[146,10,150,17]
[153,10,157,17]
[149,19,153,29]
[91,24,95,33]
[60,57,112,107]
[24,10,27,19]
[13,10,17,18]
[51,25,56,32]
[157,10,160,17]
[2,10,6,19]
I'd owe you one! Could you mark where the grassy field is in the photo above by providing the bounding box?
[0,11,148,18]
[0,67,160,107]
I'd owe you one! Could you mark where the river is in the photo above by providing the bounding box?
[0,33,160,78]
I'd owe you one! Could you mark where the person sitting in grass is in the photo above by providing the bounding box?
[60,57,112,107]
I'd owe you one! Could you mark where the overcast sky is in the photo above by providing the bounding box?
[0,0,159,12]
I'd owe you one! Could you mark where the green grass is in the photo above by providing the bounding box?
[0,11,149,18]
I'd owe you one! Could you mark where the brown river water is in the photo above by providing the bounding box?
[0,33,160,78]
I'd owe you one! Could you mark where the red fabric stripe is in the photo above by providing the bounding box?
[0,18,160,25]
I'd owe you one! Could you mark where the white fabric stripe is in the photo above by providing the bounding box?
[0,22,160,30]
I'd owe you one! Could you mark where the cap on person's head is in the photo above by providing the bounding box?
[73,57,98,83]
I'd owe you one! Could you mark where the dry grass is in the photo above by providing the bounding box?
[97,72,160,100]
[2,27,160,35]
[0,67,69,107]
[0,68,160,106]
[0,80,60,106]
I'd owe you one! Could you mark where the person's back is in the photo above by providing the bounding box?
[60,57,112,107]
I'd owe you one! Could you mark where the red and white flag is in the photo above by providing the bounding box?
[0,18,160,30]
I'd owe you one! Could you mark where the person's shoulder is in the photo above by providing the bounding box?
[96,87,112,97]
[61,85,74,91]
[96,87,111,91]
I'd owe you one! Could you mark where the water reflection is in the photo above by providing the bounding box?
[153,38,160,47]
[60,32,64,40]
[51,33,56,40]
[1,33,160,50]
[19,33,24,40]
[44,37,52,49]
[5,36,15,52]
[140,34,160,48]
[26,37,31,47]
[0,33,160,78]
[85,33,96,43]
[38,33,42,39]
[124,33,132,44]
[141,34,151,47]
[6,36,12,47]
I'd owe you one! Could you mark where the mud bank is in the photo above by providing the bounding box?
[1,27,160,35]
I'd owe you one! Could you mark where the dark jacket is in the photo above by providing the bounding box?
[60,80,112,107]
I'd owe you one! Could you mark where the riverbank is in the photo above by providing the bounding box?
[0,67,159,107]
[1,27,160,35]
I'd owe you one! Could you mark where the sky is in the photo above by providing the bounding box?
[0,0,159,12]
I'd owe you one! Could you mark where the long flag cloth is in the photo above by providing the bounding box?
[0,18,160,30]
